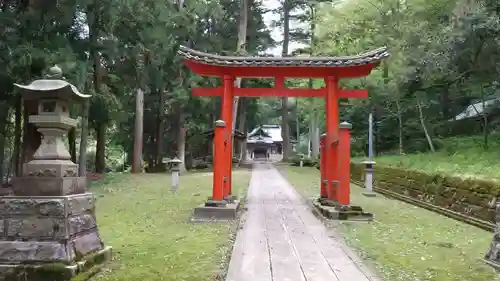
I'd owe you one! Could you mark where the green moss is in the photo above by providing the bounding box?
[351,162,499,223]
[1,249,112,281]
[71,265,104,281]
[5,263,73,281]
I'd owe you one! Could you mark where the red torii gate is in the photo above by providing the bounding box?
[178,46,389,214]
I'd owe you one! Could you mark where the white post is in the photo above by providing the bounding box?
[172,170,180,192]
[363,113,376,197]
[368,112,374,161]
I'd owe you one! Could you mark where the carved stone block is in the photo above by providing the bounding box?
[6,218,66,239]
[0,241,69,262]
[68,214,97,236]
[66,193,94,215]
[0,197,66,217]
[0,194,105,263]
[22,161,78,178]
[72,231,103,257]
[11,177,86,196]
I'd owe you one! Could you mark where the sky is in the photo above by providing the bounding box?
[262,0,308,56]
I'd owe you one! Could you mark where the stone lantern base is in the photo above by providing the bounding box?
[0,193,112,281]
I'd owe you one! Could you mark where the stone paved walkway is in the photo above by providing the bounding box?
[225,163,380,281]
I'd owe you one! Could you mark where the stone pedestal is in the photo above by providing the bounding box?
[0,194,111,280]
[485,203,500,271]
[0,66,111,281]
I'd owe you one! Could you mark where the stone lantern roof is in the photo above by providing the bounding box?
[14,65,92,101]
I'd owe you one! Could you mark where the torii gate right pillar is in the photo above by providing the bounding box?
[318,76,372,221]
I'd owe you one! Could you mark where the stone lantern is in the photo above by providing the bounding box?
[168,157,183,192]
[0,66,111,280]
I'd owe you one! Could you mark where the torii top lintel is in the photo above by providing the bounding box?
[178,45,389,78]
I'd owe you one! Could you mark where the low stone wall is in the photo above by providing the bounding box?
[350,163,498,223]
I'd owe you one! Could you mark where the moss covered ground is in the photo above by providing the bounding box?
[89,170,251,281]
[354,134,500,180]
[279,166,500,281]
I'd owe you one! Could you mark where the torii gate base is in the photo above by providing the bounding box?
[178,45,388,222]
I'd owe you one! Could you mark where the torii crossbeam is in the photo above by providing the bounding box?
[178,45,389,220]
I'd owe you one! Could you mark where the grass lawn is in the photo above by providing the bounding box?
[90,169,251,281]
[279,166,500,281]
[353,134,500,180]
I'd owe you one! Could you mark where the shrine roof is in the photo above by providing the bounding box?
[178,46,389,68]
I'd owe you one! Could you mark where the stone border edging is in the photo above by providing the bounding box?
[351,180,495,232]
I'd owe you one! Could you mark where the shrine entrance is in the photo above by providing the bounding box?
[178,46,389,217]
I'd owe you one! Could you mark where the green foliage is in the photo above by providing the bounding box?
[356,134,500,179]
[302,0,500,156]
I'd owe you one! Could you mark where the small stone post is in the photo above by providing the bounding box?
[362,160,376,197]
[298,153,305,167]
[0,66,112,280]
[168,157,182,192]
[485,202,500,271]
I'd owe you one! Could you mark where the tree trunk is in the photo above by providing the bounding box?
[13,94,22,176]
[177,108,186,173]
[281,0,291,160]
[132,88,144,173]
[470,98,489,150]
[0,102,10,184]
[232,0,249,144]
[68,128,77,163]
[88,0,106,173]
[308,111,313,158]
[238,98,248,162]
[417,99,435,153]
[295,99,299,149]
[308,4,317,159]
[78,100,90,176]
[307,135,311,158]
[310,109,320,159]
[440,87,450,119]
[94,123,106,173]
[396,98,404,154]
[483,113,489,150]
[481,91,489,150]
[155,88,166,171]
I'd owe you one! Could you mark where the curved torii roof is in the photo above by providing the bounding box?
[178,46,389,78]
